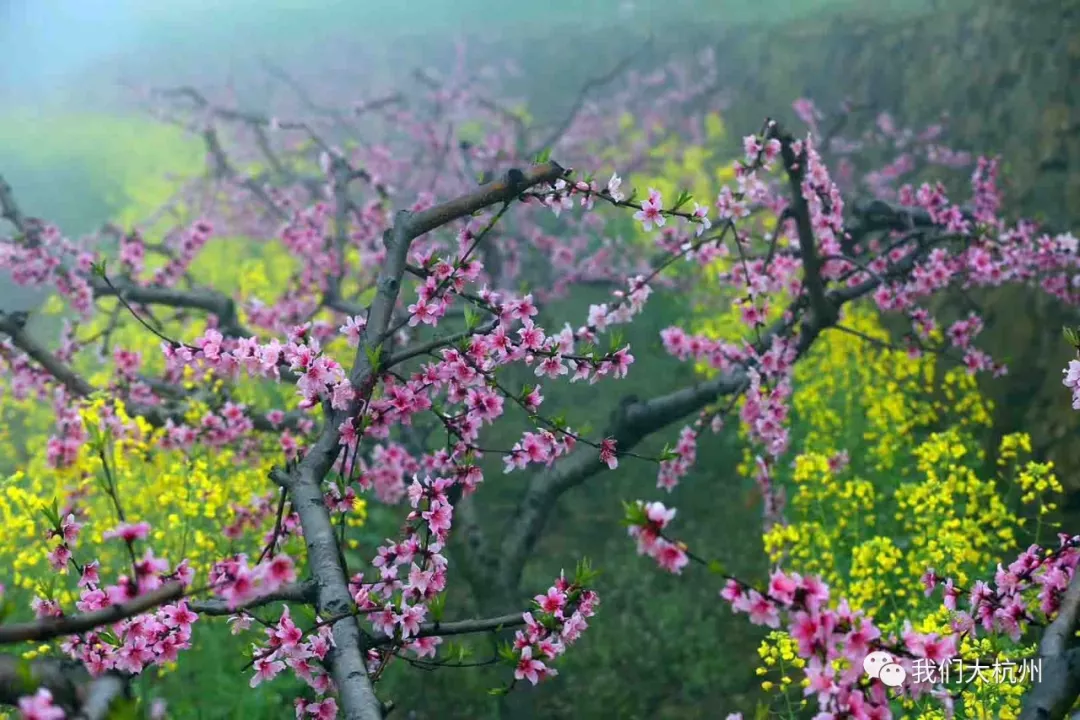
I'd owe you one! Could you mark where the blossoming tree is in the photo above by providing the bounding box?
[1,48,1080,720]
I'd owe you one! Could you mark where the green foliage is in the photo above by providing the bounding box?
[0,112,202,232]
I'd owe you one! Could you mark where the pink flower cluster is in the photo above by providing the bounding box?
[246,605,336,701]
[61,598,198,677]
[626,501,689,574]
[512,574,599,686]
[33,517,202,679]
[16,688,65,720]
[923,535,1080,643]
[207,552,298,610]
[1063,358,1080,409]
[30,509,309,685]
[718,536,1080,719]
[347,474,456,653]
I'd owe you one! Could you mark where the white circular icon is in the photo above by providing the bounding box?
[862,650,907,688]
[879,662,907,687]
[862,650,893,679]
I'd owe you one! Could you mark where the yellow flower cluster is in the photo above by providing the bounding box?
[645,136,1054,715]
[0,123,377,717]
[746,306,1059,718]
[755,630,807,698]
[1011,456,1062,519]
[0,230,371,623]
[3,396,281,594]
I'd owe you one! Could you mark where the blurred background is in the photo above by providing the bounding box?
[1,0,1077,717]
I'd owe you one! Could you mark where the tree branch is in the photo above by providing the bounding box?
[0,655,128,719]
[91,278,250,338]
[0,312,94,397]
[374,613,524,648]
[774,124,838,326]
[188,580,317,616]
[384,318,498,370]
[529,41,646,157]
[1020,569,1080,720]
[496,223,937,592]
[280,162,566,720]
[0,583,184,645]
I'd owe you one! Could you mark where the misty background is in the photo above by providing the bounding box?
[0,0,947,233]
[0,0,1076,717]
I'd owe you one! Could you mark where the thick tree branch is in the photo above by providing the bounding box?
[0,583,184,645]
[0,309,305,434]
[279,162,566,720]
[0,581,314,647]
[775,125,838,327]
[450,494,502,603]
[1020,569,1080,720]
[0,312,95,397]
[1,173,253,339]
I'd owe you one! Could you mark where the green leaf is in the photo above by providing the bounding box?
[707,559,727,575]
[533,147,552,164]
[670,188,693,213]
[37,576,57,602]
[364,344,383,370]
[86,420,112,454]
[536,612,559,630]
[487,686,510,696]
[40,497,60,529]
[574,557,601,586]
[429,592,446,623]
[621,500,647,527]
[1065,326,1080,349]
[463,305,479,331]
[90,259,108,278]
[497,642,518,664]
[658,443,679,462]
[98,629,121,646]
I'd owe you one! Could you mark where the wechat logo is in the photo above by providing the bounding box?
[863,650,907,688]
